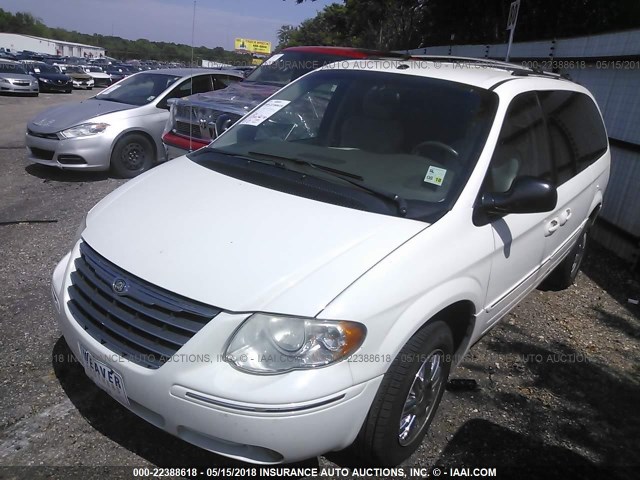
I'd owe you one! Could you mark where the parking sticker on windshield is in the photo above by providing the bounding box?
[424,166,447,186]
[240,99,291,126]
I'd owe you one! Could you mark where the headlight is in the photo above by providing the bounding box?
[0,78,9,84]
[59,123,109,139]
[225,313,366,374]
[41,78,51,83]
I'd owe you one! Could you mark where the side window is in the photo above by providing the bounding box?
[485,93,552,193]
[169,76,211,98]
[190,75,213,94]
[539,90,608,184]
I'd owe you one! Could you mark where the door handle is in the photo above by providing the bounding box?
[559,208,572,226]
[545,218,560,236]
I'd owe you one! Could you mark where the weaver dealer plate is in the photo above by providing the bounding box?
[79,343,130,406]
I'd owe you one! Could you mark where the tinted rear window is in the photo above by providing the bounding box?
[538,91,608,184]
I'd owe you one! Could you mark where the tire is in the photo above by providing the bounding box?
[110,133,155,178]
[543,227,588,290]
[352,321,453,466]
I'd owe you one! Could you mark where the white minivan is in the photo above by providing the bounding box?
[51,58,610,466]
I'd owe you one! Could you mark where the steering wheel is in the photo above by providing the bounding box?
[411,141,459,159]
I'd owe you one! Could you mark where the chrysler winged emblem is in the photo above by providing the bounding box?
[112,278,128,295]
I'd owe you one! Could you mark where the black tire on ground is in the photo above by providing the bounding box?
[110,133,155,178]
[352,321,454,466]
[542,227,588,290]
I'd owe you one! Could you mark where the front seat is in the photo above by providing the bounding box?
[339,87,403,153]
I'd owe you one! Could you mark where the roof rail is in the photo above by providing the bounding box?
[407,55,571,81]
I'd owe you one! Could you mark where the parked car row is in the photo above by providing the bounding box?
[1,56,192,97]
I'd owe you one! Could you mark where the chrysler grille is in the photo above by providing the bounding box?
[68,242,221,369]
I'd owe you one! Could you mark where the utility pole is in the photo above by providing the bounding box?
[505,0,521,62]
[191,0,196,67]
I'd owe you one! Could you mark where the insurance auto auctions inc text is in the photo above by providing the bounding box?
[237,466,498,478]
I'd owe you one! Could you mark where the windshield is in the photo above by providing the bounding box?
[64,66,85,74]
[0,62,26,74]
[87,66,103,73]
[29,63,60,74]
[245,51,357,87]
[192,68,498,221]
[95,72,181,106]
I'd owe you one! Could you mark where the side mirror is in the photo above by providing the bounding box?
[481,176,557,215]
[214,114,233,137]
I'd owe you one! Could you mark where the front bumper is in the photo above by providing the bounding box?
[39,80,72,92]
[26,130,113,170]
[72,79,94,89]
[162,132,208,161]
[51,245,381,463]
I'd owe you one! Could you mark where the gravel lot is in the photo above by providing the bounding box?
[0,91,638,480]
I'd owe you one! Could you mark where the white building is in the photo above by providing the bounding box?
[0,33,106,58]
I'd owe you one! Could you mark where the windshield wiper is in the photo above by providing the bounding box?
[248,151,408,217]
[248,151,363,180]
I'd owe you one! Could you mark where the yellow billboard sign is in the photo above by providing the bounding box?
[235,38,272,55]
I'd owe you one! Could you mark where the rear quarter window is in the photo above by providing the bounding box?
[538,90,608,185]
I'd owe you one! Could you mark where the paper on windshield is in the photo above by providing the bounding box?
[239,99,291,126]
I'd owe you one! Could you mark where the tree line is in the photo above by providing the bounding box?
[279,0,640,51]
[0,8,249,64]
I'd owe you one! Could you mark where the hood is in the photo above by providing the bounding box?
[34,72,69,82]
[86,71,111,79]
[28,98,135,134]
[0,73,35,82]
[178,81,280,116]
[82,157,426,317]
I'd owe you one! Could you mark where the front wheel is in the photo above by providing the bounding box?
[110,133,155,178]
[352,321,453,466]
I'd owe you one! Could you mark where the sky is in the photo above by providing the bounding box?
[1,0,337,51]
